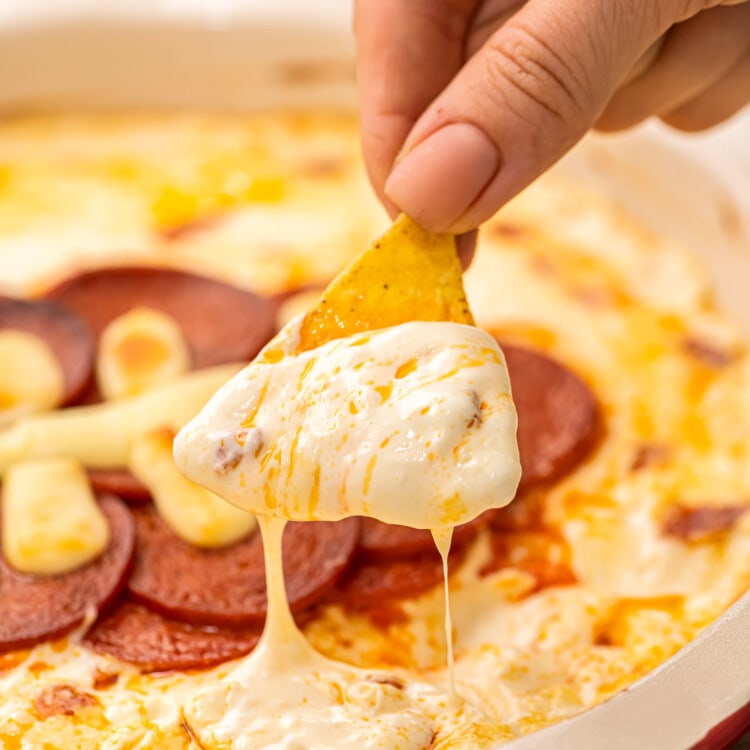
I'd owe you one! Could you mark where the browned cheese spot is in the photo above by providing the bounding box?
[34,684,99,718]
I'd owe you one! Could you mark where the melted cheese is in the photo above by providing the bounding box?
[433,527,457,696]
[174,320,520,528]
[1,457,109,575]
[185,518,466,749]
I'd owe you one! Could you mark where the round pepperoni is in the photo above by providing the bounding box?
[45,267,277,369]
[0,496,135,652]
[479,531,577,592]
[127,506,360,627]
[0,297,95,406]
[84,601,260,672]
[358,515,487,561]
[499,342,600,491]
[486,489,546,533]
[87,469,151,504]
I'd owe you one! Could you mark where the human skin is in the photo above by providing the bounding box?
[355,0,750,259]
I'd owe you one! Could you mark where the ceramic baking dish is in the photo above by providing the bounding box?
[0,2,748,747]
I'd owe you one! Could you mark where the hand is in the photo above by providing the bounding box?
[356,0,750,244]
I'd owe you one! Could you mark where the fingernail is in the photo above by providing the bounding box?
[384,123,499,232]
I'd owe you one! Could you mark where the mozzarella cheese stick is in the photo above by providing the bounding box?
[0,364,242,474]
[130,428,256,548]
[2,457,109,575]
[0,330,65,416]
[97,307,190,400]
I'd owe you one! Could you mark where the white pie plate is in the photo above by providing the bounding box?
[0,2,748,748]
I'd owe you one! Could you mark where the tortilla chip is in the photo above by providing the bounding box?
[297,214,474,352]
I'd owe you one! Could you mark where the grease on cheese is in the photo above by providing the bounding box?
[97,307,190,400]
[129,428,256,548]
[175,320,520,528]
[0,330,64,416]
[0,363,242,475]
[1,457,108,575]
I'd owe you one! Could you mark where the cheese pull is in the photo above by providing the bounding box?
[130,429,256,548]
[0,364,242,475]
[1,457,109,575]
[97,307,190,400]
[0,330,65,417]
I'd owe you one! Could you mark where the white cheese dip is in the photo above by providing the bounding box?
[174,319,520,528]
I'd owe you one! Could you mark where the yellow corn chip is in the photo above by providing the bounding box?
[297,214,474,352]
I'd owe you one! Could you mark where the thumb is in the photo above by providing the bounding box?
[384,0,693,233]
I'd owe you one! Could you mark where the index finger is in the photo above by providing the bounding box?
[354,0,477,211]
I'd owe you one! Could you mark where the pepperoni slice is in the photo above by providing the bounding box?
[499,342,600,491]
[663,505,747,541]
[0,496,135,652]
[0,297,95,406]
[479,531,577,592]
[127,506,359,627]
[84,601,260,672]
[332,547,468,612]
[45,267,277,369]
[358,515,487,561]
[87,469,151,503]
[486,489,546,533]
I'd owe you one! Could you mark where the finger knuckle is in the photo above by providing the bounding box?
[482,24,594,139]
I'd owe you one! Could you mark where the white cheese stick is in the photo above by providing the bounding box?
[0,364,242,475]
[2,457,109,575]
[130,428,256,548]
[97,307,190,400]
